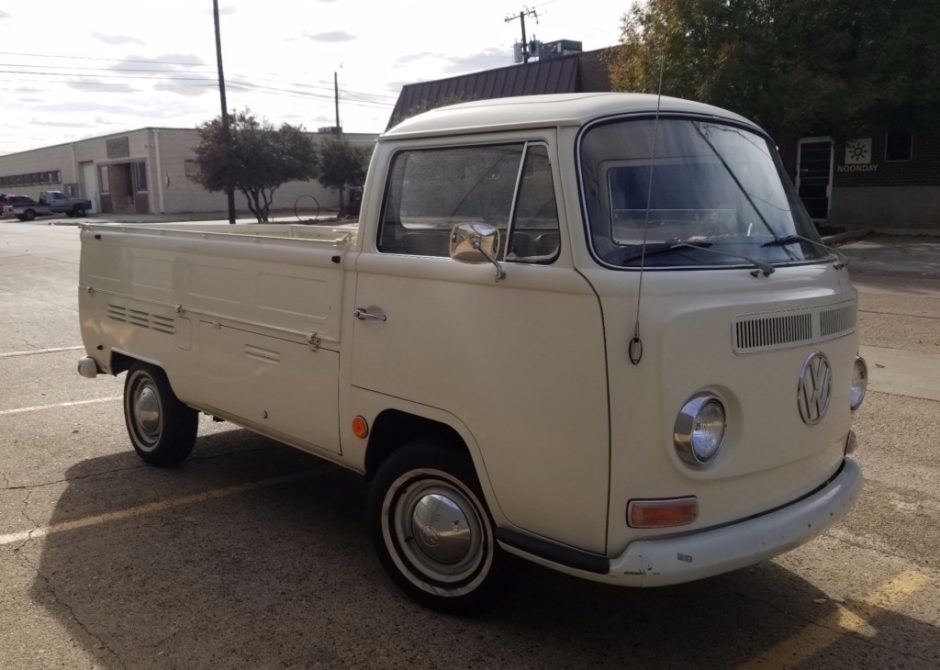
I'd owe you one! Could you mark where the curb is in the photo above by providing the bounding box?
[823,228,871,245]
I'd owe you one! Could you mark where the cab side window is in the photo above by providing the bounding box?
[506,144,561,263]
[378,142,561,263]
[378,144,523,257]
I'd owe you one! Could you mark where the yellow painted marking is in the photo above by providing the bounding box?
[0,470,317,547]
[0,345,84,359]
[739,570,932,668]
[0,396,122,417]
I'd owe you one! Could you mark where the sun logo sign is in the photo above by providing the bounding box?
[845,139,872,165]
[838,138,878,174]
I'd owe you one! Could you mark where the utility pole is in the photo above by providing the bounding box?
[213,0,236,224]
[334,70,344,214]
[505,7,538,63]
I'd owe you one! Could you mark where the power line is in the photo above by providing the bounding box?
[0,49,399,98]
[0,74,394,109]
[0,67,397,105]
[0,50,207,67]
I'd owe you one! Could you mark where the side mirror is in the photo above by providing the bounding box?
[449,223,505,282]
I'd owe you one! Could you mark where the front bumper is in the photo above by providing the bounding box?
[498,458,862,586]
[606,458,862,586]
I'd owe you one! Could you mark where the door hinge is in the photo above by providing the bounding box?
[306,332,321,351]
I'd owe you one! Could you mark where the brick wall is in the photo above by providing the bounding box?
[832,132,940,188]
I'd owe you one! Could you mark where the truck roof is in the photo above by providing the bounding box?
[381,92,760,140]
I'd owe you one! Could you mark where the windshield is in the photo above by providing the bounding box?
[579,117,829,268]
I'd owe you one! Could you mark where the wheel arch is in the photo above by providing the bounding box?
[364,409,468,479]
[110,348,165,376]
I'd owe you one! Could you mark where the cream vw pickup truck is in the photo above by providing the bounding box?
[78,93,866,612]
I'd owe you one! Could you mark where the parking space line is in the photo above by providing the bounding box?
[738,570,932,668]
[0,470,318,547]
[0,345,84,359]
[0,396,122,417]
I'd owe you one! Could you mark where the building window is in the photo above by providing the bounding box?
[885,131,913,162]
[184,159,200,178]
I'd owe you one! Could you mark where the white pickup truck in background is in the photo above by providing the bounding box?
[77,93,866,613]
[13,190,92,220]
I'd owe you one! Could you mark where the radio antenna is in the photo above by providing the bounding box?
[628,52,665,366]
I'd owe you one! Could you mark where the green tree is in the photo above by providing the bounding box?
[607,0,940,136]
[193,110,319,222]
[317,137,370,214]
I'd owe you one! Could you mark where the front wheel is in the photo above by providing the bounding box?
[123,363,197,466]
[369,441,514,613]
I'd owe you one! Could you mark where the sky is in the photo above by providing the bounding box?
[0,1,627,155]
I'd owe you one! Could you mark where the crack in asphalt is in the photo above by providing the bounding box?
[10,485,128,667]
[12,547,128,670]
[0,464,149,492]
[860,309,940,321]
[20,488,38,528]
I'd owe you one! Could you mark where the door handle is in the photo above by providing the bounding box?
[354,307,387,322]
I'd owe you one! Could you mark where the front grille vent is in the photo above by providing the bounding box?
[820,304,856,337]
[733,300,856,354]
[104,303,175,336]
[735,313,813,352]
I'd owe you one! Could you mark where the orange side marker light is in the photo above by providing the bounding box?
[352,415,369,439]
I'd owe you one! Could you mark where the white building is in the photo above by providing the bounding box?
[0,128,376,216]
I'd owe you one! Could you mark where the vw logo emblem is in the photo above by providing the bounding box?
[798,351,832,425]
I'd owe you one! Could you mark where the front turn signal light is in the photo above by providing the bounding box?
[628,497,698,528]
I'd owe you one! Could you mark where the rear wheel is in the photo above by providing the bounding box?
[23,209,36,221]
[369,441,514,613]
[74,205,86,217]
[123,363,197,466]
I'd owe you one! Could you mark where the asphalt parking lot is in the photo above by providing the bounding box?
[1,220,938,669]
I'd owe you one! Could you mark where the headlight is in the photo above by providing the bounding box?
[850,355,868,411]
[674,394,726,467]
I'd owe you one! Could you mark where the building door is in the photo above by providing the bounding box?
[80,162,98,213]
[796,137,834,221]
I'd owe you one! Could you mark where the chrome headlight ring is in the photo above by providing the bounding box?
[851,355,868,412]
[674,393,727,467]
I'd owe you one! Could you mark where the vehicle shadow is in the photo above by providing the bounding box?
[29,430,938,669]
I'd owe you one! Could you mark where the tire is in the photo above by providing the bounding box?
[23,209,36,221]
[369,440,515,614]
[123,363,198,466]
[74,206,86,217]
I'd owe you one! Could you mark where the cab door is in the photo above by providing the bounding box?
[351,133,610,554]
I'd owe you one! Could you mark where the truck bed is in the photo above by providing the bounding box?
[78,222,357,453]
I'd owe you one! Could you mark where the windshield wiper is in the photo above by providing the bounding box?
[761,234,847,269]
[691,123,797,262]
[619,240,774,276]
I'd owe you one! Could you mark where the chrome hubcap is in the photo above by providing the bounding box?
[132,381,162,447]
[411,493,472,565]
[387,474,489,589]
